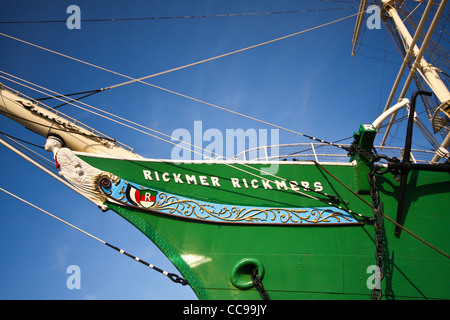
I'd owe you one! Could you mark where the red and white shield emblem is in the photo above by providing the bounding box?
[126,185,156,209]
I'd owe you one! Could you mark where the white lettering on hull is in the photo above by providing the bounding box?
[142,169,323,192]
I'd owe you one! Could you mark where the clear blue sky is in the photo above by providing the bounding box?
[0,0,429,300]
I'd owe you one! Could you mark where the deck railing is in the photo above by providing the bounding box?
[233,143,439,164]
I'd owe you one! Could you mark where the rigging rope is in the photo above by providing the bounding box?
[0,133,55,172]
[0,131,45,149]
[104,12,361,90]
[0,186,188,285]
[0,7,358,24]
[35,89,104,101]
[312,157,450,259]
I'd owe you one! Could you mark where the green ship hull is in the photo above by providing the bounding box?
[78,151,450,300]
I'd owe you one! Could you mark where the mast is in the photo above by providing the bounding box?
[379,0,450,162]
[352,0,368,56]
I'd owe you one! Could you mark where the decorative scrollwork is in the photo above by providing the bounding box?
[150,192,353,224]
[99,178,357,225]
[100,177,111,188]
[96,172,121,196]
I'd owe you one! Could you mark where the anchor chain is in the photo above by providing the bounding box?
[350,141,397,300]
[251,267,271,300]
[368,166,384,300]
[367,155,399,300]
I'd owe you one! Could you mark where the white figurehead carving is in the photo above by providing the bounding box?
[44,135,109,211]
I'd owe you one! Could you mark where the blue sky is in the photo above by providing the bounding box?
[0,0,439,300]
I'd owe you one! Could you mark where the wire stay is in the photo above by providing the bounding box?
[0,186,188,285]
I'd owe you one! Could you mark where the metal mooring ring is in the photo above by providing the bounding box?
[230,257,264,289]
